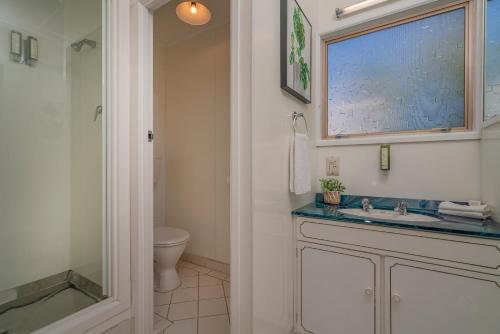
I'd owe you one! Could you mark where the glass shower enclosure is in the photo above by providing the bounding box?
[0,0,108,332]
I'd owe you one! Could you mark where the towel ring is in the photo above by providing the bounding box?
[292,112,309,135]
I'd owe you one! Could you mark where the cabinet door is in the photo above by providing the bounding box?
[386,258,500,334]
[296,242,380,334]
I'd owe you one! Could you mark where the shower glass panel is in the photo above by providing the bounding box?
[0,0,108,333]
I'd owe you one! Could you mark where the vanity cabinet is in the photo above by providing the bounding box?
[296,242,380,334]
[294,217,500,334]
[386,258,500,334]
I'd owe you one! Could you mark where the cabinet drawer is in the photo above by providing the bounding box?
[297,218,500,272]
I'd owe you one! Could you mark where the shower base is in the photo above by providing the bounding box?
[0,271,106,334]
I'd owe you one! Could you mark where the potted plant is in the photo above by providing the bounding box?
[319,178,346,205]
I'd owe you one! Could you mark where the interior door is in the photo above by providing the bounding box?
[297,242,379,334]
[386,258,500,334]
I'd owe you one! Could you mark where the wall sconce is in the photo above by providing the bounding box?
[336,0,396,19]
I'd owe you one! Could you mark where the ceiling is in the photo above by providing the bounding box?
[154,0,229,47]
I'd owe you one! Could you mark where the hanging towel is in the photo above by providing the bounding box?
[290,132,311,195]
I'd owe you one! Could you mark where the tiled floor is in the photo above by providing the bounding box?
[153,261,230,334]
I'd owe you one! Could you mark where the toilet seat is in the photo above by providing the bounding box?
[154,226,190,246]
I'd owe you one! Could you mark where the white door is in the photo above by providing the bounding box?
[386,258,500,334]
[297,242,380,334]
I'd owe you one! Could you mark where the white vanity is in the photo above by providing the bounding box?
[293,213,500,334]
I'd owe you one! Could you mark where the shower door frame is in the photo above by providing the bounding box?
[133,0,254,333]
[33,0,133,333]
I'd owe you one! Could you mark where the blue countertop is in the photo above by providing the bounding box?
[292,195,500,240]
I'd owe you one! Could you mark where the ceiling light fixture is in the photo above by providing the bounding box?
[176,1,211,26]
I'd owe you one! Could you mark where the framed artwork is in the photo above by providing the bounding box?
[281,0,312,104]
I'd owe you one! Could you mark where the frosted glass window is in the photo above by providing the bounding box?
[325,6,468,138]
[485,0,500,121]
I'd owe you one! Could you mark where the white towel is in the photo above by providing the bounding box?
[438,209,490,220]
[438,201,490,213]
[290,132,311,195]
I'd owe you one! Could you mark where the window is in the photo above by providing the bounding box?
[485,0,500,121]
[322,2,472,139]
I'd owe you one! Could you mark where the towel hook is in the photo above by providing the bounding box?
[292,112,309,135]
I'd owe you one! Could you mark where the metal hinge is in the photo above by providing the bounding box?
[148,130,154,142]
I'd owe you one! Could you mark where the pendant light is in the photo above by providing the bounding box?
[176,1,212,26]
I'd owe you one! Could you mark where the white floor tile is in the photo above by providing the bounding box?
[154,304,170,318]
[180,276,198,289]
[168,301,198,321]
[199,275,222,287]
[178,261,197,269]
[154,292,172,306]
[198,298,227,317]
[154,314,172,334]
[171,287,198,303]
[222,281,230,297]
[198,315,230,334]
[178,268,198,278]
[164,318,197,334]
[199,286,224,300]
[207,271,228,281]
[193,265,211,274]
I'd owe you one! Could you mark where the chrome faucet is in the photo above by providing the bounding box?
[361,198,372,212]
[395,201,408,215]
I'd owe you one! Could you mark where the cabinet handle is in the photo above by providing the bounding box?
[364,288,374,296]
[392,293,401,303]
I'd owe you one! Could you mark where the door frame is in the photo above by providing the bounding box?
[131,1,253,333]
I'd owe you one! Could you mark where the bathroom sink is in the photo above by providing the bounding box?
[338,208,441,223]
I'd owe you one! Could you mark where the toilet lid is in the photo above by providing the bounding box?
[154,226,190,246]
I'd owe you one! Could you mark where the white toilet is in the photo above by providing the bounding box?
[154,225,190,292]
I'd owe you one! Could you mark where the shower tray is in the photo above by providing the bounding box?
[0,271,106,334]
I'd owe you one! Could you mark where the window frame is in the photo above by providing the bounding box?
[321,0,475,141]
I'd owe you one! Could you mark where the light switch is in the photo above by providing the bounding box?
[326,157,340,176]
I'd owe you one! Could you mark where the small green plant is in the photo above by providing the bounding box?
[319,178,346,193]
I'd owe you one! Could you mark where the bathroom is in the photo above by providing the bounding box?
[151,0,231,333]
[0,0,499,334]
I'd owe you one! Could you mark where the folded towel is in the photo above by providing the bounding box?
[290,132,311,195]
[438,201,490,213]
[438,209,491,220]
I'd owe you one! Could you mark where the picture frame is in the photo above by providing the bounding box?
[281,0,312,104]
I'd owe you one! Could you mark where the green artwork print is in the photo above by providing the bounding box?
[289,7,310,91]
[282,0,311,103]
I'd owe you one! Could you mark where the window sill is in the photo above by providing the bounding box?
[316,131,481,147]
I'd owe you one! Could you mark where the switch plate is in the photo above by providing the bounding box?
[326,157,340,176]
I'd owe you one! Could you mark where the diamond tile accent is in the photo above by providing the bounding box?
[152,263,230,334]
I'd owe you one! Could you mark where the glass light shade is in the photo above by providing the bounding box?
[176,1,212,26]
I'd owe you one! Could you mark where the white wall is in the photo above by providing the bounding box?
[481,122,500,221]
[315,0,481,202]
[251,0,317,333]
[154,0,231,264]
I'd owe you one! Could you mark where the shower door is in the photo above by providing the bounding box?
[0,0,131,333]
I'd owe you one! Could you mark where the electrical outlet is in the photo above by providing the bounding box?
[326,157,340,176]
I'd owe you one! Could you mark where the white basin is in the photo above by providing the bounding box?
[338,208,441,223]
